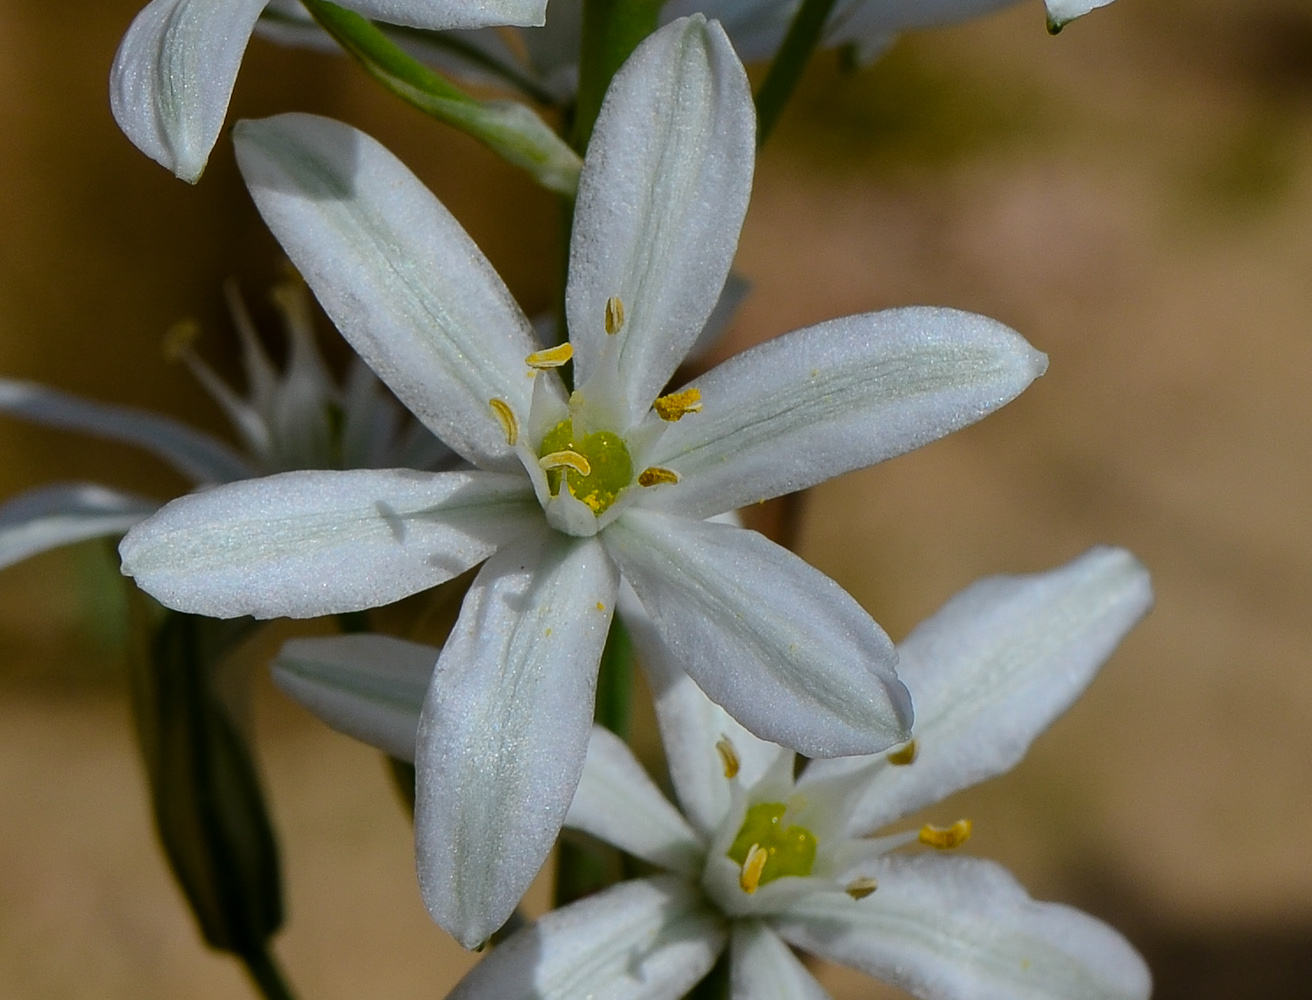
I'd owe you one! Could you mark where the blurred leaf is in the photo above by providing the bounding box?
[127,606,281,955]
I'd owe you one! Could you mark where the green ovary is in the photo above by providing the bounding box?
[540,419,633,515]
[727,802,817,885]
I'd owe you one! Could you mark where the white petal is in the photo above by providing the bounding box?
[415,533,618,948]
[119,468,539,619]
[567,16,754,418]
[1046,0,1116,31]
[109,0,267,182]
[272,634,437,761]
[565,725,704,876]
[731,920,833,1000]
[447,876,726,1000]
[234,114,543,471]
[0,377,253,485]
[339,0,547,30]
[801,548,1152,836]
[623,581,789,837]
[0,484,157,570]
[772,856,1151,1000]
[604,510,911,758]
[644,308,1047,519]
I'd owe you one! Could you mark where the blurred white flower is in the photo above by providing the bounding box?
[0,279,446,570]
[274,546,1154,1000]
[109,0,548,182]
[120,15,1045,947]
[253,0,1118,103]
[674,0,1120,64]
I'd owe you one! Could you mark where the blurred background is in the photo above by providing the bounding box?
[2,0,1311,996]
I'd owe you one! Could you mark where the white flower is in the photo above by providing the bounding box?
[109,0,548,182]
[255,0,1118,102]
[120,15,1045,946]
[0,279,445,570]
[674,0,1119,63]
[274,546,1154,1000]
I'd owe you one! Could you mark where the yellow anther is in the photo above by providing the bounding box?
[919,819,973,850]
[163,319,200,362]
[525,343,574,369]
[540,450,592,476]
[596,602,606,612]
[638,467,680,487]
[845,877,878,900]
[715,735,740,779]
[887,739,918,766]
[489,398,519,446]
[652,388,703,422]
[605,296,625,335]
[739,844,768,894]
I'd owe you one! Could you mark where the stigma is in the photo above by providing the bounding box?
[538,418,633,515]
[727,802,817,892]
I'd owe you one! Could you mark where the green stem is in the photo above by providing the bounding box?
[593,617,634,739]
[301,0,580,194]
[240,945,298,1000]
[552,616,634,908]
[754,0,839,146]
[572,0,663,153]
[553,836,611,908]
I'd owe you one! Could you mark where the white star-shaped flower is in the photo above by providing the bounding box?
[109,0,548,182]
[274,546,1153,1000]
[0,280,443,569]
[120,15,1045,947]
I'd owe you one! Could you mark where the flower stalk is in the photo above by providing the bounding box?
[572,0,664,151]
[754,0,840,145]
[302,0,581,194]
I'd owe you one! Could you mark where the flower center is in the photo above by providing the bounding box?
[727,802,817,892]
[538,418,634,515]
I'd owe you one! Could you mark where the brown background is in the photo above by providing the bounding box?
[2,0,1311,996]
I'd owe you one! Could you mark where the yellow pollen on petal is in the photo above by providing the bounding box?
[715,735,740,779]
[540,450,591,476]
[887,739,918,766]
[652,387,703,422]
[919,819,973,850]
[163,319,200,362]
[739,844,768,894]
[526,343,574,369]
[845,877,878,900]
[638,467,680,487]
[596,602,606,612]
[605,296,625,335]
[489,398,518,446]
